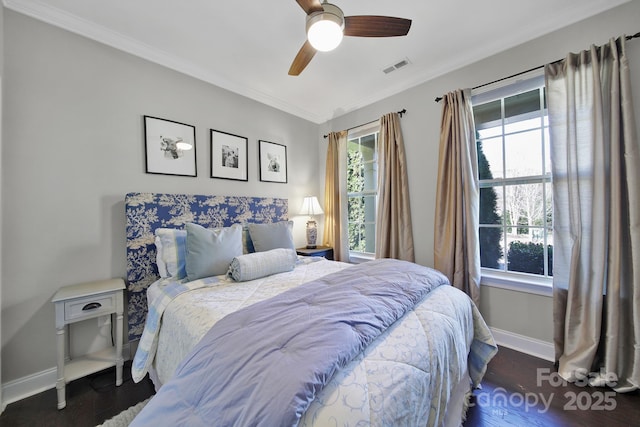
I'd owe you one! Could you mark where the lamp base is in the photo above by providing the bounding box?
[306,219,318,249]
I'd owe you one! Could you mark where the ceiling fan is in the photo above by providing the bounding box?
[289,0,412,76]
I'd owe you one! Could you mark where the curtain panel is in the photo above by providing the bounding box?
[434,89,481,304]
[545,36,639,392]
[375,112,415,262]
[323,131,350,262]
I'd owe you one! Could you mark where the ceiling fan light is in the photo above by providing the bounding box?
[306,3,344,52]
[307,20,343,51]
[176,141,193,150]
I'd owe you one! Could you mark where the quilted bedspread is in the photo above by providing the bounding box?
[131,258,497,426]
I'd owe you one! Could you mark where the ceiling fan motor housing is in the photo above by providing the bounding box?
[306,2,345,29]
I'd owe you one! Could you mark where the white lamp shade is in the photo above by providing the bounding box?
[299,196,324,216]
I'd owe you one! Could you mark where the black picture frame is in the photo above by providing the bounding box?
[210,129,248,181]
[144,116,197,177]
[258,140,288,183]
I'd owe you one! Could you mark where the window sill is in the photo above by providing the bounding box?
[349,253,375,264]
[345,259,553,297]
[480,269,553,297]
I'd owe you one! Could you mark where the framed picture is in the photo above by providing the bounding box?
[144,116,197,177]
[259,140,288,183]
[210,129,248,181]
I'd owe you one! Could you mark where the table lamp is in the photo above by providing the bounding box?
[299,196,324,249]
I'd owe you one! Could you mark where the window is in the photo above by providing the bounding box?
[347,123,379,256]
[472,73,553,282]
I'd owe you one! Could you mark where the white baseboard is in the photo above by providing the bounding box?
[1,367,57,411]
[1,342,131,411]
[490,327,555,362]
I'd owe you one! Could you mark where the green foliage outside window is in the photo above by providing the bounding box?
[508,241,553,276]
[348,149,366,252]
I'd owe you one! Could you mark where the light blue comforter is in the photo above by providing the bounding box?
[131,259,449,426]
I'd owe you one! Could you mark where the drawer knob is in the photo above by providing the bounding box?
[82,302,102,311]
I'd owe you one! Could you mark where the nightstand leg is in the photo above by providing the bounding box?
[55,327,66,409]
[115,311,123,386]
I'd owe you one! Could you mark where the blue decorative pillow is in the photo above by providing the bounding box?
[185,223,243,282]
[242,225,256,254]
[228,248,297,282]
[247,221,294,252]
[154,228,187,279]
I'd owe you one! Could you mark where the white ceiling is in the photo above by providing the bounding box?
[5,0,630,123]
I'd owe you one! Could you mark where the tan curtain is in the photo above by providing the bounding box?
[434,89,481,304]
[323,131,350,262]
[375,112,415,261]
[545,36,639,392]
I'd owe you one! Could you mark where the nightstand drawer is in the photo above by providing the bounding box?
[64,292,117,322]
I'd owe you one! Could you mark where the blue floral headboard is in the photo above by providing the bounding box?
[125,192,288,341]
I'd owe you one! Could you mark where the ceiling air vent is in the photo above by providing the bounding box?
[383,58,411,74]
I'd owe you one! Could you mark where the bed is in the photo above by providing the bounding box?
[125,192,498,426]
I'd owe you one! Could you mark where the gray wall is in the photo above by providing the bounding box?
[326,1,640,344]
[1,10,322,383]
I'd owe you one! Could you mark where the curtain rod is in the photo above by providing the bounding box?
[434,31,640,103]
[323,109,406,139]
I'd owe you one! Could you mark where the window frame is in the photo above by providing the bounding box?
[346,122,380,260]
[471,70,553,296]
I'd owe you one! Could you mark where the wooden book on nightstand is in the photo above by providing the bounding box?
[296,245,334,260]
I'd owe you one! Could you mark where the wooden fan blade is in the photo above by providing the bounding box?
[295,0,324,15]
[344,16,412,37]
[289,41,317,76]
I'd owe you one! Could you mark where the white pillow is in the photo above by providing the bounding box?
[155,236,169,278]
[154,228,187,279]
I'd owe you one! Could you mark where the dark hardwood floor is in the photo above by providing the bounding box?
[0,360,155,427]
[465,346,640,427]
[0,347,638,426]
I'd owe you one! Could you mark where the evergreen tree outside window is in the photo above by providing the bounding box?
[477,138,503,269]
[472,73,553,279]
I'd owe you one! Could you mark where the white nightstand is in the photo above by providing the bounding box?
[51,278,125,409]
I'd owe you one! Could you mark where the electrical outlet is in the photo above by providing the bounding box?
[97,315,111,328]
